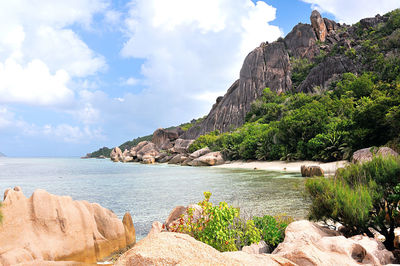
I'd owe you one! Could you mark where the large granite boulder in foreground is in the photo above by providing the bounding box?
[115,231,293,266]
[0,187,135,265]
[273,220,394,265]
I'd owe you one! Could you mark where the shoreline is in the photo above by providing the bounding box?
[212,160,349,175]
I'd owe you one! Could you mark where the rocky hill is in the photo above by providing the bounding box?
[0,152,6,157]
[182,10,392,139]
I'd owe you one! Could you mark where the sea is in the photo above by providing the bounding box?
[0,157,309,239]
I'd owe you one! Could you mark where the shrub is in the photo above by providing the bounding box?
[170,192,261,252]
[305,156,400,250]
[253,214,293,249]
[188,130,220,153]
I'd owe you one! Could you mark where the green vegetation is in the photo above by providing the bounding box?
[253,214,293,249]
[170,192,290,252]
[88,147,112,158]
[305,156,400,250]
[290,57,315,89]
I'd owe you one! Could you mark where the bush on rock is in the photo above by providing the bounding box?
[305,155,400,250]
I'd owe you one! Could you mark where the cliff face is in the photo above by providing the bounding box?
[183,42,292,139]
[182,10,373,139]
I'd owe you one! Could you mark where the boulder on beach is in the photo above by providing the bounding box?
[110,147,123,162]
[189,147,211,159]
[136,142,159,160]
[141,155,155,164]
[272,220,394,265]
[171,139,194,154]
[190,151,224,166]
[168,154,187,165]
[0,187,136,265]
[300,165,324,177]
[352,147,398,164]
[115,232,294,266]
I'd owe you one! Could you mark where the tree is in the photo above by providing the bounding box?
[306,156,400,250]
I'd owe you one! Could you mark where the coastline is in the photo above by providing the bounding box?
[213,160,349,175]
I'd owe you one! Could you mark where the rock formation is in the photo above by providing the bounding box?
[180,10,367,139]
[273,220,394,265]
[183,41,292,139]
[0,187,135,265]
[300,165,324,177]
[115,231,293,266]
[352,147,399,163]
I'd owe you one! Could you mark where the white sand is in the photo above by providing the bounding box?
[213,160,349,175]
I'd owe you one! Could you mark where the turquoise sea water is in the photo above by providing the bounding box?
[0,157,309,239]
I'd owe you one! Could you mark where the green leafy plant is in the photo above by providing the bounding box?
[305,156,400,250]
[170,192,261,252]
[253,214,293,249]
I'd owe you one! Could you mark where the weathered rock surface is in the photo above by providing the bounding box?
[300,165,324,177]
[297,55,359,93]
[167,154,187,165]
[151,128,182,150]
[284,23,319,60]
[183,41,292,139]
[190,151,225,166]
[171,138,194,154]
[0,188,135,265]
[310,10,328,42]
[189,147,211,159]
[110,147,123,162]
[165,204,203,231]
[136,142,159,160]
[273,220,394,266]
[242,240,270,255]
[115,232,294,266]
[352,147,399,164]
[141,155,155,164]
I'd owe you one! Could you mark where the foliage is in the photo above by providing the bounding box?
[305,156,400,250]
[87,147,112,158]
[290,57,315,89]
[170,192,262,252]
[188,130,220,153]
[253,214,293,249]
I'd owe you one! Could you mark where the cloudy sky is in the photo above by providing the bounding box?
[0,0,398,157]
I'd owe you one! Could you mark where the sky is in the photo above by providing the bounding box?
[0,0,399,157]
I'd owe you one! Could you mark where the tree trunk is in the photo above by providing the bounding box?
[384,230,395,251]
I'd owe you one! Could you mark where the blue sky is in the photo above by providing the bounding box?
[0,0,398,157]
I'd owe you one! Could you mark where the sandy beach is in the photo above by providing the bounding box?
[213,160,349,175]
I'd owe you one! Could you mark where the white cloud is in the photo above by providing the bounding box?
[302,0,400,24]
[0,58,73,106]
[121,77,140,86]
[0,0,108,106]
[120,0,282,126]
[43,124,105,143]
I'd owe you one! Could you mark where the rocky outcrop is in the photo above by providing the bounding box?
[151,128,182,150]
[310,10,328,42]
[300,165,324,177]
[189,151,225,166]
[273,220,394,265]
[284,23,319,60]
[182,41,292,139]
[171,138,194,154]
[0,187,135,265]
[352,147,399,163]
[110,147,123,162]
[115,232,294,266]
[242,240,270,254]
[189,147,211,159]
[297,55,359,93]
